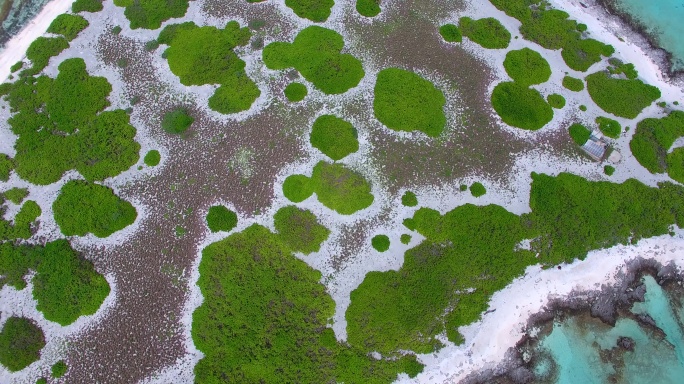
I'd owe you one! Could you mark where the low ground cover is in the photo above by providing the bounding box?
[274,206,330,254]
[586,71,661,118]
[114,0,189,29]
[285,0,334,22]
[0,317,45,372]
[356,0,381,17]
[51,360,68,378]
[205,205,238,233]
[491,82,553,130]
[629,111,684,174]
[310,115,359,161]
[47,14,89,41]
[503,48,551,86]
[459,17,510,49]
[282,174,315,202]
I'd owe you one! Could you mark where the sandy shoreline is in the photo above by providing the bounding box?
[0,0,74,83]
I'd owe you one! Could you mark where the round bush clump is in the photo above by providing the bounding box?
[371,234,390,252]
[51,360,68,378]
[113,0,190,30]
[503,48,551,86]
[285,0,334,22]
[310,115,359,161]
[162,108,194,134]
[374,68,446,137]
[596,116,621,138]
[547,94,566,109]
[144,150,161,166]
[0,317,45,372]
[274,206,330,254]
[491,82,553,130]
[284,82,307,102]
[630,111,684,174]
[562,76,584,92]
[311,162,374,215]
[604,165,615,176]
[400,234,411,244]
[206,205,238,233]
[401,191,418,207]
[667,148,684,184]
[569,123,591,145]
[439,24,462,43]
[459,17,510,49]
[283,174,314,202]
[356,0,381,17]
[469,182,486,197]
[586,71,661,119]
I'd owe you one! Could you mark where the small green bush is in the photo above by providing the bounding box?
[285,0,334,22]
[401,191,418,207]
[144,150,161,166]
[283,174,314,202]
[608,58,638,79]
[459,17,510,49]
[371,234,390,252]
[439,24,462,43]
[145,40,160,51]
[47,14,89,41]
[459,184,468,191]
[491,82,553,130]
[72,0,103,13]
[3,188,28,204]
[356,0,381,17]
[579,105,587,112]
[51,360,68,378]
[629,111,684,174]
[36,378,47,384]
[561,38,613,71]
[274,206,330,254]
[547,94,566,109]
[53,180,137,238]
[400,234,411,244]
[310,115,359,160]
[374,68,446,137]
[562,76,584,91]
[162,108,194,134]
[503,48,551,85]
[667,148,684,183]
[0,317,45,372]
[604,165,615,176]
[569,123,591,145]
[284,82,307,102]
[10,61,23,73]
[114,0,189,29]
[311,162,374,215]
[0,200,41,241]
[586,71,661,119]
[0,155,12,181]
[469,182,486,197]
[596,116,621,138]
[206,205,238,233]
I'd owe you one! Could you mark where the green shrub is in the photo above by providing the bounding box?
[547,94,566,109]
[10,61,23,73]
[0,200,41,241]
[72,0,103,13]
[310,115,359,160]
[469,182,486,197]
[206,205,238,233]
[283,174,314,202]
[400,234,411,244]
[629,111,684,173]
[22,37,69,76]
[145,39,160,51]
[285,0,334,22]
[310,162,374,215]
[439,24,461,43]
[36,378,47,384]
[604,165,615,176]
[562,76,584,91]
[53,180,137,238]
[561,38,613,71]
[569,123,591,145]
[401,191,418,207]
[0,317,45,372]
[263,26,364,94]
[47,14,89,41]
[579,104,587,112]
[114,0,189,29]
[356,0,381,17]
[0,155,12,181]
[284,82,307,102]
[491,82,553,130]
[371,234,390,252]
[193,224,422,383]
[459,17,510,49]
[608,58,638,79]
[111,25,122,35]
[3,187,28,204]
[144,150,161,166]
[274,206,330,254]
[519,8,577,50]
[586,71,661,118]
[374,68,446,137]
[503,48,551,85]
[51,360,67,378]
[667,148,684,183]
[162,108,194,134]
[596,116,621,138]
[159,22,260,114]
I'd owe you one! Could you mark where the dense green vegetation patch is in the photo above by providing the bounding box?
[586,71,661,119]
[72,0,103,12]
[310,115,359,160]
[547,94,566,109]
[206,205,238,233]
[53,180,137,238]
[193,224,423,383]
[311,162,374,215]
[285,0,334,22]
[562,76,584,91]
[47,14,89,41]
[667,148,684,184]
[0,200,41,241]
[604,165,615,176]
[0,155,13,181]
[356,0,381,17]
[400,234,411,244]
[439,24,461,43]
[143,150,161,166]
[561,38,614,72]
[630,111,684,174]
[3,58,139,185]
[263,26,364,94]
[374,68,446,137]
[51,360,68,378]
[371,234,390,252]
[503,48,551,86]
[596,116,622,138]
[274,206,330,254]
[459,17,510,49]
[469,182,486,197]
[491,82,553,130]
[159,22,260,114]
[569,123,591,145]
[114,0,189,29]
[162,108,194,134]
[284,82,307,102]
[401,191,418,207]
[3,188,28,204]
[283,174,315,203]
[22,37,69,76]
[0,317,45,372]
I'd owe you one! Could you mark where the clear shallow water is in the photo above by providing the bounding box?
[0,0,51,47]
[614,0,684,71]
[533,276,684,383]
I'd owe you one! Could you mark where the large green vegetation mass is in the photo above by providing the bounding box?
[374,68,446,137]
[310,115,359,160]
[439,24,461,43]
[285,0,334,22]
[586,71,661,119]
[2,58,139,185]
[0,317,45,372]
[273,206,330,254]
[158,22,260,114]
[491,82,553,130]
[562,76,584,91]
[629,111,684,174]
[459,17,510,49]
[114,0,189,30]
[284,82,307,102]
[263,26,364,95]
[53,180,137,238]
[569,123,591,145]
[47,14,89,41]
[503,48,551,86]
[192,224,423,383]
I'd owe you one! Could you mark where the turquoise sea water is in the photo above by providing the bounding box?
[532,276,684,383]
[614,0,684,71]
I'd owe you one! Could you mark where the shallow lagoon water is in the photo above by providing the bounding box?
[614,0,684,71]
[533,276,684,383]
[0,0,50,47]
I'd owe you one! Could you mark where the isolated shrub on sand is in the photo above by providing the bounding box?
[569,123,591,145]
[439,24,461,43]
[372,234,390,252]
[356,0,381,17]
[0,317,45,372]
[503,48,551,85]
[491,82,553,130]
[459,17,510,49]
[310,115,359,160]
[162,108,194,134]
[114,0,190,30]
[206,205,238,233]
